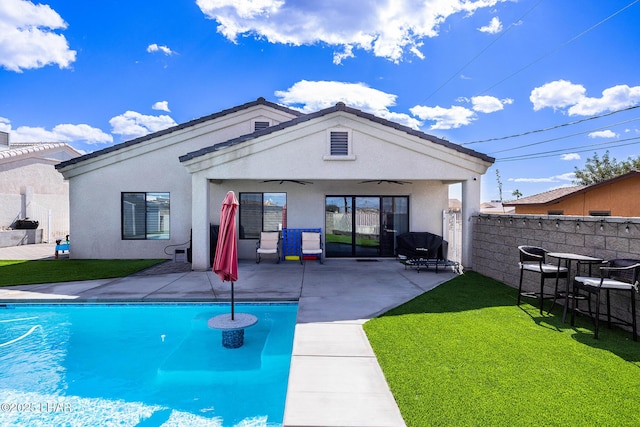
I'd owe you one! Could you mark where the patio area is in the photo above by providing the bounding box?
[0,245,457,426]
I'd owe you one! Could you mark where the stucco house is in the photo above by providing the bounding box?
[0,132,81,246]
[56,98,494,270]
[503,170,640,216]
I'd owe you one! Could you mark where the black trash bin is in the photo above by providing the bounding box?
[14,219,39,229]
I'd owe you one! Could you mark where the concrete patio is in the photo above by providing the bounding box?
[0,244,458,427]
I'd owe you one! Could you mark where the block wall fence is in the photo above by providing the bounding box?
[471,214,640,334]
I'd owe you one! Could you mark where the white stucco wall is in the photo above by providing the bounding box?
[60,105,298,259]
[59,102,492,267]
[1,155,73,240]
[185,110,491,269]
[205,179,448,261]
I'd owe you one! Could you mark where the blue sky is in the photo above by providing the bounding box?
[1,0,639,202]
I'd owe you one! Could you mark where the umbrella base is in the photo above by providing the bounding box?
[207,313,258,349]
[222,329,244,348]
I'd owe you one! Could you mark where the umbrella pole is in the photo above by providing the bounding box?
[231,281,235,320]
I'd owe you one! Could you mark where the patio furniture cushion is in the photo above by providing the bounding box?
[300,231,323,264]
[256,232,280,263]
[521,263,567,274]
[573,276,636,291]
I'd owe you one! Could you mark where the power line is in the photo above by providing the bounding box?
[476,0,640,96]
[488,115,640,154]
[420,0,545,103]
[462,105,640,145]
[495,136,640,162]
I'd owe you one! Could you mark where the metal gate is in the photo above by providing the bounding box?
[442,210,462,264]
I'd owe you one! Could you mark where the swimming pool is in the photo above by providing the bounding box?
[0,303,297,426]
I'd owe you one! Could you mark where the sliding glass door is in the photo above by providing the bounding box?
[325,196,408,257]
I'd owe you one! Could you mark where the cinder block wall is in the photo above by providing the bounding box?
[472,214,640,334]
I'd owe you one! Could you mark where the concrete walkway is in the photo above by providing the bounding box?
[0,244,457,427]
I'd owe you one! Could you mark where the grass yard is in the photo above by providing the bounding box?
[364,272,640,427]
[0,259,165,287]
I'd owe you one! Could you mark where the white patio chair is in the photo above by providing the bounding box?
[300,231,323,264]
[256,232,280,264]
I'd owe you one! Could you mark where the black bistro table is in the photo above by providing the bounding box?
[547,252,604,323]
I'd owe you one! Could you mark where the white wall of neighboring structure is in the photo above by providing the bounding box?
[0,143,79,243]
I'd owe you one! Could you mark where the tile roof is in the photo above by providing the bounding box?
[180,102,495,163]
[56,97,302,170]
[503,170,640,206]
[502,186,585,205]
[0,142,80,162]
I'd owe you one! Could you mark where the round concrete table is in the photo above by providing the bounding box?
[207,313,258,348]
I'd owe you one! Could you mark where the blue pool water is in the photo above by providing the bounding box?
[0,303,298,427]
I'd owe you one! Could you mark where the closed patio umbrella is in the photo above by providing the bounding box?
[213,191,239,319]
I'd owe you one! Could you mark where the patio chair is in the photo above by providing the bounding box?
[256,232,280,264]
[517,245,568,314]
[300,231,323,264]
[571,259,640,341]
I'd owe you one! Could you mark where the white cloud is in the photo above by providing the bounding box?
[568,84,640,116]
[530,80,586,111]
[332,45,354,65]
[0,120,112,144]
[510,172,575,183]
[0,116,10,132]
[52,124,113,144]
[109,111,177,139]
[478,16,502,34]
[510,177,557,183]
[470,95,513,113]
[196,0,507,63]
[0,0,76,72]
[147,43,175,55]
[152,101,171,112]
[561,153,580,161]
[275,80,422,129]
[555,172,575,181]
[530,80,640,116]
[411,95,512,129]
[410,105,476,130]
[588,130,617,139]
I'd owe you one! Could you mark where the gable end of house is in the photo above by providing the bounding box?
[55,97,302,171]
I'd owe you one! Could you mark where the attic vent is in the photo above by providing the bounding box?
[330,131,349,156]
[254,121,270,131]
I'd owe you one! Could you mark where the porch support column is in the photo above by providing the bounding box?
[191,173,210,270]
[461,177,481,270]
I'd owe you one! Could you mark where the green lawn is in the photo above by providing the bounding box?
[0,259,165,287]
[364,272,640,427]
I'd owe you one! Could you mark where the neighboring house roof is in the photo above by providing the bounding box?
[503,170,640,206]
[0,142,81,164]
[56,97,302,170]
[179,102,495,164]
[480,201,515,214]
